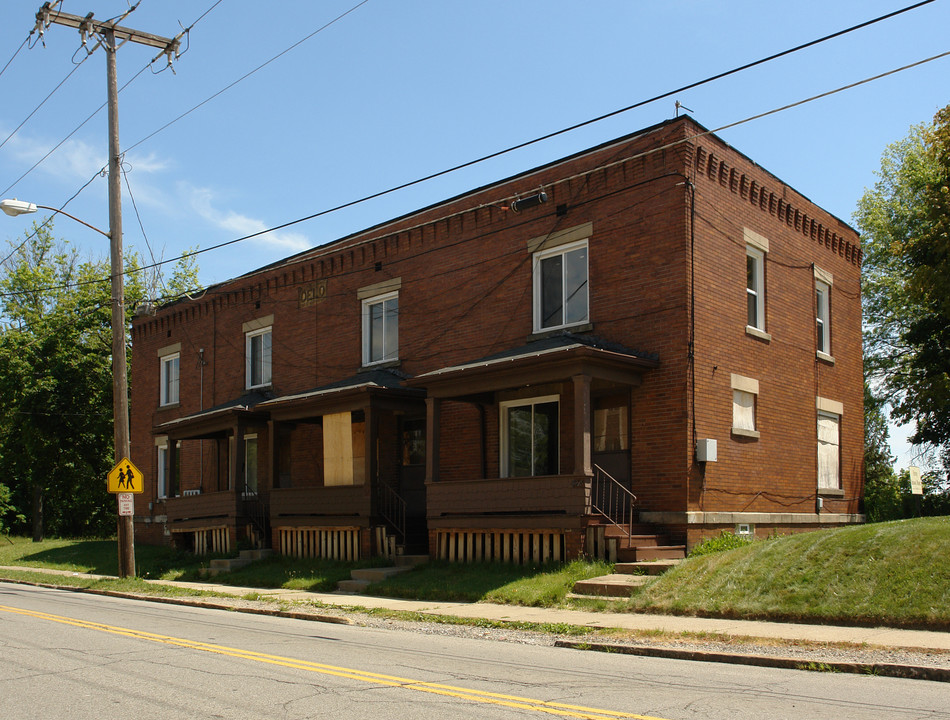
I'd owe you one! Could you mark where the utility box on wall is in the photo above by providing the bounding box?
[696,439,717,463]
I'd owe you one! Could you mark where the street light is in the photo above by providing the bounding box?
[1,196,134,577]
[1,199,110,238]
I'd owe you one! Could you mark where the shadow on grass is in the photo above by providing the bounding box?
[17,540,120,575]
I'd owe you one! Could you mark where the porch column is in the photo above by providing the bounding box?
[231,425,245,492]
[425,397,441,483]
[268,420,279,490]
[168,439,179,497]
[365,404,377,486]
[572,373,593,476]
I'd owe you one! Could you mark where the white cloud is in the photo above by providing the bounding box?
[186,184,311,253]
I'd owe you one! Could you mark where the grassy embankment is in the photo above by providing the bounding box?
[1,515,947,628]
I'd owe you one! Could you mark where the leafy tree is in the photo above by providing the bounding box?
[863,382,903,522]
[0,221,199,539]
[855,104,950,474]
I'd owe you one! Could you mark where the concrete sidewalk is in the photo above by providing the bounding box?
[3,565,949,653]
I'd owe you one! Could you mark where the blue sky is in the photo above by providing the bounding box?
[1,0,948,468]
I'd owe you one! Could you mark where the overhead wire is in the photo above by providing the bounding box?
[122,0,372,155]
[0,36,30,81]
[0,0,221,197]
[3,12,947,300]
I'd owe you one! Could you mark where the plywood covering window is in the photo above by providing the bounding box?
[323,412,366,486]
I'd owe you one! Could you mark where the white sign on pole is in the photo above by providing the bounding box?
[117,493,134,516]
[909,466,923,495]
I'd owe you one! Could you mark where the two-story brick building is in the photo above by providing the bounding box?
[130,116,864,562]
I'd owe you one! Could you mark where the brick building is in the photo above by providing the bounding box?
[130,116,864,562]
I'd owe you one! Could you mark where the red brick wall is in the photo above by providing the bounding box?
[131,116,863,537]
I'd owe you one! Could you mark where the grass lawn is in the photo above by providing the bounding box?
[626,516,950,629]
[2,515,949,628]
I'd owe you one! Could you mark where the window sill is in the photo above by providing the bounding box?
[529,322,593,342]
[157,402,180,410]
[246,383,273,391]
[361,359,400,371]
[745,326,771,342]
[818,487,844,497]
[731,427,760,439]
[816,351,835,365]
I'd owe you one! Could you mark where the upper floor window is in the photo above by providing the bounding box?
[814,267,833,361]
[362,291,399,365]
[746,246,765,331]
[160,352,179,406]
[534,239,588,332]
[246,327,272,389]
[743,228,769,340]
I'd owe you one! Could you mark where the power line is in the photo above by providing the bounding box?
[0,36,30,81]
[123,0,372,155]
[0,0,222,197]
[4,40,948,300]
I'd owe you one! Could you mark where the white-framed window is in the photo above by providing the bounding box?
[816,280,830,355]
[746,246,765,332]
[533,239,589,332]
[244,434,259,495]
[160,352,180,406]
[362,291,399,366]
[731,374,760,438]
[156,439,169,499]
[500,395,559,477]
[817,411,840,490]
[246,327,272,389]
[814,267,833,360]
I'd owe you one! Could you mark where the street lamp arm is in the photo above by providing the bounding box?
[0,198,110,238]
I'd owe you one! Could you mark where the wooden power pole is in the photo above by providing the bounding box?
[36,3,182,578]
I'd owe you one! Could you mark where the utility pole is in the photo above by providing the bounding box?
[36,3,182,578]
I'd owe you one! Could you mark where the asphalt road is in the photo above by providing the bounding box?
[1,582,947,720]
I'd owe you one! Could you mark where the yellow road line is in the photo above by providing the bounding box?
[1,603,671,720]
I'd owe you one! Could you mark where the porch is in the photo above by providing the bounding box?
[411,333,663,563]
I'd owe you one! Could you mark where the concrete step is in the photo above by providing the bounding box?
[571,574,649,599]
[615,559,682,576]
[350,566,411,583]
[394,554,429,568]
[239,548,274,562]
[336,578,371,593]
[619,545,686,562]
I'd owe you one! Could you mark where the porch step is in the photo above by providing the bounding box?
[570,574,649,599]
[394,554,430,568]
[202,548,275,577]
[618,545,686,562]
[615,559,681,576]
[338,563,419,594]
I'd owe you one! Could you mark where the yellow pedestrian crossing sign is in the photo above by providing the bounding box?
[107,458,144,494]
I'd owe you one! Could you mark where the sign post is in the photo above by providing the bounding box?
[107,458,144,573]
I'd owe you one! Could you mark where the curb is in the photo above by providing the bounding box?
[554,640,950,683]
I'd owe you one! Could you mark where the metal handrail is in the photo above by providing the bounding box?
[589,464,637,539]
[376,480,407,545]
[242,483,269,549]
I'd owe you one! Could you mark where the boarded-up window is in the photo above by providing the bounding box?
[732,390,756,432]
[817,412,840,489]
[323,412,365,486]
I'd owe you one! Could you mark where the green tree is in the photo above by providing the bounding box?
[855,104,950,473]
[0,221,199,539]
[863,381,903,522]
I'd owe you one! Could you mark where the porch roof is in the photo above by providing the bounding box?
[407,333,658,398]
[154,391,271,439]
[257,367,425,421]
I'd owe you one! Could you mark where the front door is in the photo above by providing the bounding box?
[591,394,630,485]
[399,417,428,552]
